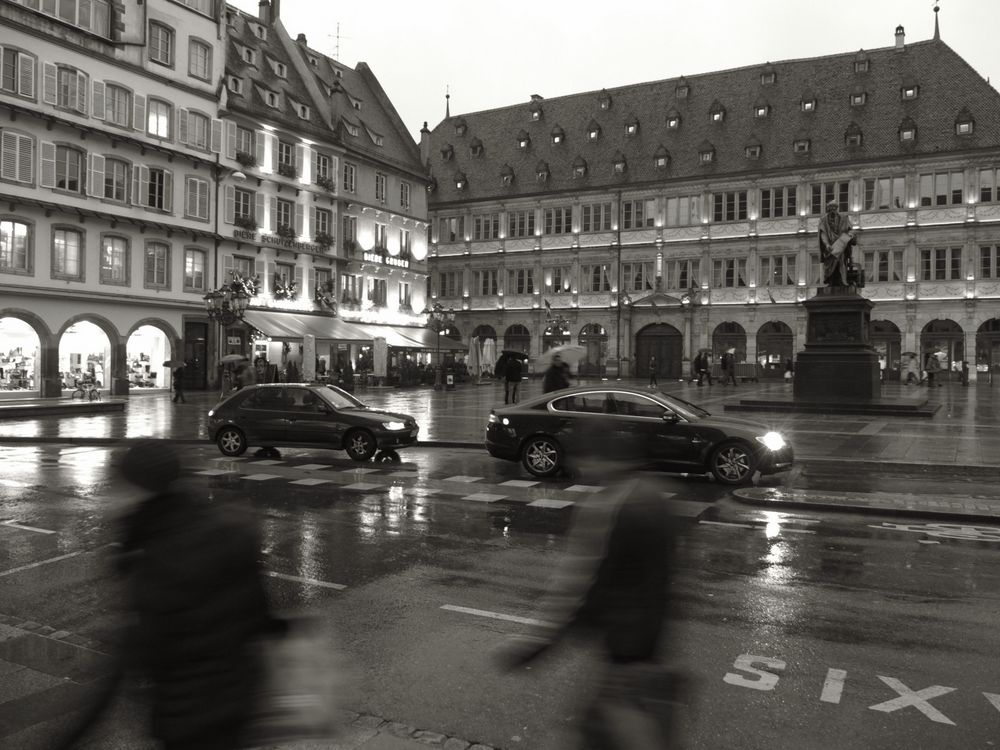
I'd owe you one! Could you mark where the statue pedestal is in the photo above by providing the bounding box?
[793,288,880,401]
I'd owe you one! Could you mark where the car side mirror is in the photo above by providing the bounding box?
[662,412,680,424]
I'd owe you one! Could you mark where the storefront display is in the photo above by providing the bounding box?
[0,318,40,392]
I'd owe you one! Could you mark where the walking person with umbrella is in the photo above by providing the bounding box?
[164,359,186,403]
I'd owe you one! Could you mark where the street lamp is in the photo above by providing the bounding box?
[204,282,253,394]
[424,302,455,390]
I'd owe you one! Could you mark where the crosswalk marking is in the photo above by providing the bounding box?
[243,473,282,481]
[444,475,483,483]
[343,482,382,491]
[528,498,574,509]
[297,463,332,471]
[565,485,603,493]
[289,478,331,486]
[463,492,507,503]
[341,467,380,475]
[251,459,285,466]
[500,479,540,488]
[264,571,346,590]
[193,469,233,476]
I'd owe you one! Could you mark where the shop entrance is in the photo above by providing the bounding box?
[976,319,1000,385]
[578,323,608,377]
[0,317,40,394]
[871,320,902,382]
[126,325,171,389]
[635,323,683,380]
[756,321,793,380]
[59,321,111,392]
[920,319,964,383]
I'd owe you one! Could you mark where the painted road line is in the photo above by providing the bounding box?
[193,469,235,476]
[341,467,380,475]
[700,520,756,529]
[821,669,848,703]
[296,463,333,471]
[289,478,332,486]
[342,482,382,491]
[264,571,346,590]
[388,471,419,478]
[500,480,540,488]
[463,492,507,503]
[0,551,83,578]
[440,604,555,628]
[243,473,283,481]
[528,498,575,509]
[565,485,603,493]
[1,520,56,535]
[443,475,483,483]
[250,459,285,466]
[779,527,818,535]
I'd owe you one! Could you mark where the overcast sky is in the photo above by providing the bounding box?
[228,0,999,142]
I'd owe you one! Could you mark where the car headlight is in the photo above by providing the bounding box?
[756,432,786,451]
[382,421,407,431]
[207,409,214,417]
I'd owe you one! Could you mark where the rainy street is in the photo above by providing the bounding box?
[1,441,997,749]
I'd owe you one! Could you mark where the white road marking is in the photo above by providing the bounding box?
[0,551,83,578]
[1,520,56,535]
[289,478,331,486]
[565,485,603,493]
[243,473,282,481]
[985,692,1000,713]
[858,421,887,435]
[780,527,818,535]
[500,480,540,488]
[528,498,575,509]
[342,482,382,491]
[389,471,419,478]
[440,604,555,628]
[212,456,247,462]
[193,469,234,476]
[821,669,847,703]
[463,493,507,503]
[341,467,380,475]
[700,520,755,529]
[251,459,285,465]
[869,676,956,725]
[297,463,333,471]
[443,475,483,483]
[264,571,346,590]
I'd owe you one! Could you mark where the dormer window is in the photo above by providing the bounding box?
[955,110,975,135]
[854,59,869,73]
[711,110,724,123]
[800,98,816,112]
[755,105,770,118]
[709,101,726,124]
[454,118,467,136]
[455,172,467,190]
[745,145,761,159]
[699,145,715,163]
[653,146,670,170]
[760,71,776,85]
[793,139,811,153]
[530,103,543,121]
[850,92,867,106]
[308,56,318,67]
[572,157,588,179]
[551,126,565,145]
[536,162,550,183]
[441,144,453,161]
[599,89,612,110]
[625,119,638,137]
[589,128,600,141]
[242,47,257,65]
[500,165,514,186]
[228,76,243,94]
[517,130,531,149]
[271,60,287,78]
[264,90,279,108]
[470,138,484,157]
[845,123,863,146]
[250,23,266,40]
[297,104,310,119]
[345,123,359,137]
[675,83,689,99]
[899,125,916,142]
[901,85,919,100]
[666,114,680,130]
[612,152,627,174]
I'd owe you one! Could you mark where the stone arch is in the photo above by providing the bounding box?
[976,318,1000,383]
[0,308,54,347]
[871,319,903,381]
[756,320,794,379]
[635,323,683,380]
[503,323,531,356]
[0,310,52,394]
[712,321,747,362]
[920,318,964,381]
[57,313,127,395]
[472,324,497,340]
[126,319,180,391]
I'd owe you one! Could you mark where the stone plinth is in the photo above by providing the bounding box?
[793,288,880,401]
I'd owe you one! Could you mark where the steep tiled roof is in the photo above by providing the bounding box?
[427,37,1000,206]
[224,5,422,176]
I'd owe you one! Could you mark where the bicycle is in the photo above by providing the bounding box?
[71,379,101,401]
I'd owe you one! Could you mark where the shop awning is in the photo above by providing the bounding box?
[243,310,370,342]
[396,327,468,351]
[350,323,432,349]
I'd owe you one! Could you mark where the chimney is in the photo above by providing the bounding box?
[895,24,905,50]
[272,0,280,21]
[420,121,431,167]
[530,94,544,103]
[258,0,269,25]
[296,33,307,45]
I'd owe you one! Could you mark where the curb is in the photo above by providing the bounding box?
[731,493,1000,525]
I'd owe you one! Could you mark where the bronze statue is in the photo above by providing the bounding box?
[817,200,859,287]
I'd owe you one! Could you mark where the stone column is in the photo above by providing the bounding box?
[109,338,130,396]
[965,329,978,384]
[39,341,62,398]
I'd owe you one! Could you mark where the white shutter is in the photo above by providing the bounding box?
[18,133,33,183]
[176,108,188,145]
[309,268,316,300]
[254,192,265,227]
[139,165,150,207]
[225,120,237,159]
[76,71,87,115]
[294,203,304,236]
[42,62,56,105]
[91,80,105,120]
[185,176,195,217]
[132,164,141,205]
[0,131,15,181]
[210,118,223,153]
[224,183,235,224]
[254,129,265,166]
[19,53,36,99]
[223,254,234,283]
[88,153,104,197]
[269,132,278,171]
[133,95,145,132]
[294,144,305,178]
[162,170,172,213]
[40,140,56,187]
[268,196,277,233]
[266,261,276,296]
[309,206,317,238]
[309,148,318,183]
[293,265,303,297]
[254,259,265,280]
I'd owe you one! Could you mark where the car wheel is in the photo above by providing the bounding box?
[216,426,247,457]
[375,450,401,464]
[345,429,377,461]
[709,441,757,485]
[521,435,562,478]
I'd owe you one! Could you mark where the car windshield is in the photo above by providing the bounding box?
[319,384,368,410]
[657,392,711,420]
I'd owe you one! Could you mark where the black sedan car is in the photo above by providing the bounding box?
[208,383,419,460]
[485,385,792,484]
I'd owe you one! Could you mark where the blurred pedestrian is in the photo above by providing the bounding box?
[238,362,257,389]
[903,353,920,386]
[504,355,523,404]
[783,358,794,384]
[925,353,941,388]
[721,348,737,386]
[694,352,712,386]
[171,365,186,403]
[55,441,275,750]
[648,355,658,387]
[543,354,571,393]
[496,436,686,749]
[961,360,970,386]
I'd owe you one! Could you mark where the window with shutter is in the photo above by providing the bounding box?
[1,131,34,183]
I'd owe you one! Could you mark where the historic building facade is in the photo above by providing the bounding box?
[0,0,430,396]
[422,21,1000,383]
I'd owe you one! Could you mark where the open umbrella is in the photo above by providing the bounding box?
[163,358,184,368]
[220,354,248,364]
[537,344,587,368]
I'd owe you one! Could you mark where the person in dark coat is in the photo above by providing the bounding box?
[543,354,571,394]
[504,355,524,404]
[117,440,273,749]
[721,349,737,386]
[694,352,713,386]
[171,365,186,403]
